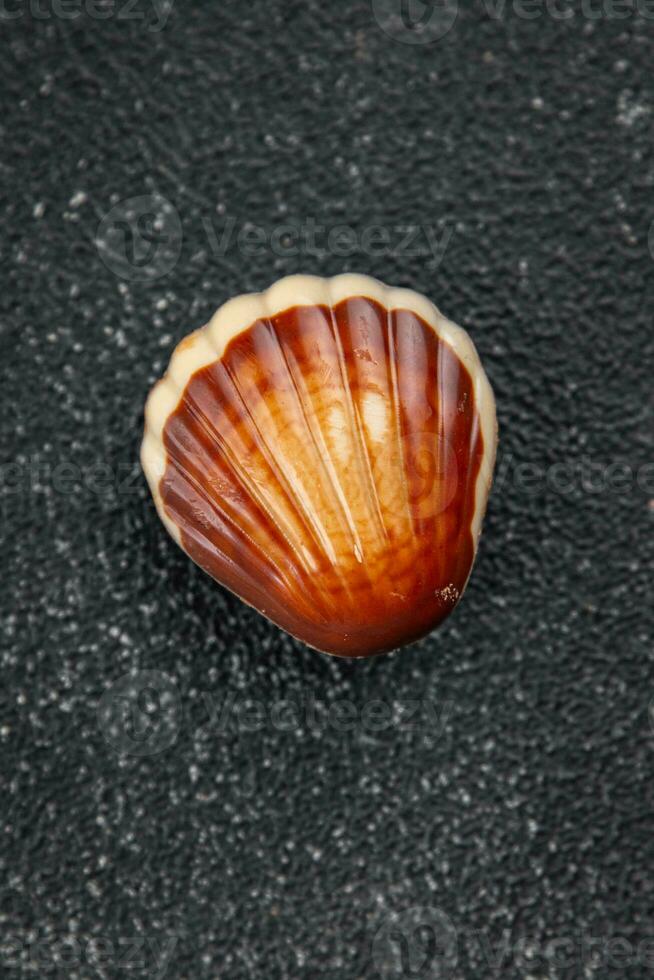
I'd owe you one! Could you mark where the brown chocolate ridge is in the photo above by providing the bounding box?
[159,296,484,657]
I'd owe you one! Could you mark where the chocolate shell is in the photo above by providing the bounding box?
[141,275,497,657]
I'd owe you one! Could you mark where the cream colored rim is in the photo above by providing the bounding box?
[141,273,498,553]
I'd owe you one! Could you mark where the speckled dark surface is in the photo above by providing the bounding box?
[2,2,654,978]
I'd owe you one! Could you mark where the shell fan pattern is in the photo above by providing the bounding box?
[141,275,497,657]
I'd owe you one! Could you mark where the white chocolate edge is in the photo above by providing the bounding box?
[141,273,498,562]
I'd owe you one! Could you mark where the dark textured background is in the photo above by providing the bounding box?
[2,1,654,977]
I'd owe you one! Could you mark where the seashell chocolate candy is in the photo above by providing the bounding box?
[141,274,497,657]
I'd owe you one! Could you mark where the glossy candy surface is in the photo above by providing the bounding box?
[141,275,497,657]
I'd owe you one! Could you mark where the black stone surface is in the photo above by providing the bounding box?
[2,2,654,978]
